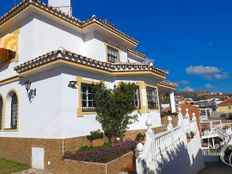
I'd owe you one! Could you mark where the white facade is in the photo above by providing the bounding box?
[0,0,175,140]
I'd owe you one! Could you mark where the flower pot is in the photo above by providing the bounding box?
[91,139,105,147]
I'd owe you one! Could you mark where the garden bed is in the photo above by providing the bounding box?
[63,151,135,174]
[63,140,137,163]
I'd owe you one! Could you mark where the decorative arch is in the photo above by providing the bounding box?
[0,33,18,52]
[5,90,19,129]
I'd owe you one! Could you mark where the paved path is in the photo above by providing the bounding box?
[12,169,52,174]
[198,162,232,174]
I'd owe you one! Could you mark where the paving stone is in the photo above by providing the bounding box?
[12,169,52,174]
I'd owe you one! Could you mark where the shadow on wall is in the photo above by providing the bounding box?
[139,142,204,174]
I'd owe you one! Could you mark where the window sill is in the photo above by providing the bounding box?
[2,128,18,132]
[77,108,96,117]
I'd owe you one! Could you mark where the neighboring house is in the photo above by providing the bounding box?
[179,102,201,131]
[0,0,177,173]
[218,98,232,113]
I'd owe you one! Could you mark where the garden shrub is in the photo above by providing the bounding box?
[64,140,137,163]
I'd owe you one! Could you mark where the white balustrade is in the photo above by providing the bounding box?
[136,111,199,174]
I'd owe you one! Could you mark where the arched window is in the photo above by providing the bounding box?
[11,93,18,129]
[5,91,18,129]
[0,95,3,130]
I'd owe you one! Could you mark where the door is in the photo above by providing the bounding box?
[32,147,45,170]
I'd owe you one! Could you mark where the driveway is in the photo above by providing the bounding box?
[198,162,232,174]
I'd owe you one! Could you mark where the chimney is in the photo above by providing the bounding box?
[48,0,72,16]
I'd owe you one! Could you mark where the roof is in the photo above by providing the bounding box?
[179,102,201,131]
[128,49,146,60]
[0,0,138,46]
[158,80,178,89]
[14,50,169,77]
[218,98,232,107]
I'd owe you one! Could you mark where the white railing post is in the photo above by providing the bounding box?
[167,116,173,131]
[145,119,154,139]
[192,113,197,131]
[185,108,191,133]
[177,107,183,127]
[167,116,175,148]
[136,143,144,174]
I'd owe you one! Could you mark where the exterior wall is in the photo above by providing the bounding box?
[0,67,162,139]
[83,31,130,63]
[0,68,63,139]
[128,54,144,63]
[31,15,85,59]
[60,67,162,138]
[218,106,232,113]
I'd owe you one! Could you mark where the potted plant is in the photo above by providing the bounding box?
[87,130,104,147]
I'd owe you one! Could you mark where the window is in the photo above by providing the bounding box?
[146,87,159,109]
[81,83,95,112]
[10,93,18,129]
[134,87,140,108]
[5,91,18,129]
[107,45,119,63]
[0,96,3,129]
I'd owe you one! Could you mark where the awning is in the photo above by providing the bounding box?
[0,33,18,63]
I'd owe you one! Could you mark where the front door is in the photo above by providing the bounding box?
[32,147,44,170]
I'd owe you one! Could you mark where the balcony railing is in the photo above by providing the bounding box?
[136,108,199,174]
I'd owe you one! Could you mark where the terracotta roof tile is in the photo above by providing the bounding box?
[14,50,169,77]
[218,98,232,106]
[0,0,138,45]
[158,80,178,89]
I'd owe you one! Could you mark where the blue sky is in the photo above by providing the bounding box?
[1,0,231,93]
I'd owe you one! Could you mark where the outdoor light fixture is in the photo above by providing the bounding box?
[24,80,31,92]
[68,81,77,88]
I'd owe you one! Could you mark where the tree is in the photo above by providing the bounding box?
[93,82,138,141]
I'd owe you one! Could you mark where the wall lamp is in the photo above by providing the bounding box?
[24,80,31,92]
[24,80,36,99]
[68,81,77,88]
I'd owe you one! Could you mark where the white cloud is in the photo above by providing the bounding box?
[214,72,229,80]
[178,80,190,85]
[186,65,220,75]
[183,86,194,92]
[205,84,214,89]
[186,65,229,80]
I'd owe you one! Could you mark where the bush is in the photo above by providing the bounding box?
[86,130,104,141]
[64,140,137,163]
[135,133,145,142]
[93,82,137,141]
[79,142,112,152]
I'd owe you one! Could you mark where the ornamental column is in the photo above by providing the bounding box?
[170,92,176,113]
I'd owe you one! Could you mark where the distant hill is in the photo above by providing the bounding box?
[176,91,230,101]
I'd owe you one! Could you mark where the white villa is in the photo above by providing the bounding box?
[0,0,177,173]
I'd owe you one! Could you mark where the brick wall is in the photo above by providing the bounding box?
[0,137,63,173]
[0,127,165,174]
